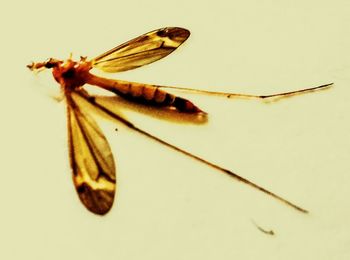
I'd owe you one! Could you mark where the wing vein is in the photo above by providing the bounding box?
[91,27,190,73]
[66,92,116,215]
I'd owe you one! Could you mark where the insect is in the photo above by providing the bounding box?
[27,27,332,215]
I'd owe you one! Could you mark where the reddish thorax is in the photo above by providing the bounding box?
[52,58,92,91]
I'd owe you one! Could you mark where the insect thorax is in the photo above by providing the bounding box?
[52,59,92,90]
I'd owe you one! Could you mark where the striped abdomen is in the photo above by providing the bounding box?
[86,74,203,113]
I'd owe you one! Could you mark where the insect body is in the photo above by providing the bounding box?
[28,27,331,215]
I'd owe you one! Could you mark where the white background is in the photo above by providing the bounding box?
[1,0,350,259]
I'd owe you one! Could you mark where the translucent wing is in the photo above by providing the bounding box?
[91,27,190,73]
[67,91,116,215]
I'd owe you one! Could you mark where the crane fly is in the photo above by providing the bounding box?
[27,27,332,215]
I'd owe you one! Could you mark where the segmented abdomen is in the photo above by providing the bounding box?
[86,74,202,113]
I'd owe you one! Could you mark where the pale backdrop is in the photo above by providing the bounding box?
[1,0,349,259]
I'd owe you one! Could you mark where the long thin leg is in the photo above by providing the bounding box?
[160,83,333,100]
[76,91,308,214]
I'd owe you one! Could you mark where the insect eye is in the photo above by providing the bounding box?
[44,58,58,68]
[45,63,53,68]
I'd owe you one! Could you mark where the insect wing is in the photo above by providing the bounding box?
[67,92,116,215]
[91,27,190,72]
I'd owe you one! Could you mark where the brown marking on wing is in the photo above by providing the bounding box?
[91,27,190,73]
[75,182,115,215]
[67,92,116,215]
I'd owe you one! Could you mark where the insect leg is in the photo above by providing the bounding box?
[159,83,333,100]
[76,91,309,214]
